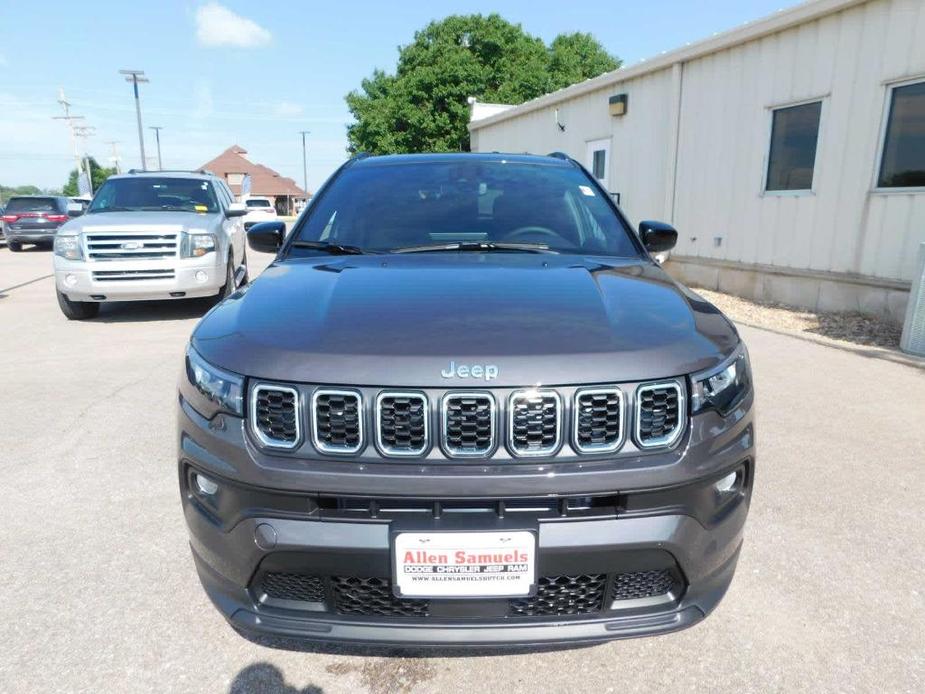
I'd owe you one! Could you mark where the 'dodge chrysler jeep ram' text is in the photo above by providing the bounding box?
[178,153,755,647]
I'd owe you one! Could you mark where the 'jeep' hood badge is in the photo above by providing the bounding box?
[441,361,499,381]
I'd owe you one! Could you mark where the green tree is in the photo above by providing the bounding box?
[62,157,116,196]
[345,15,620,154]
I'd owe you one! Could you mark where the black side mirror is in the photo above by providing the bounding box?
[639,220,678,253]
[247,220,286,253]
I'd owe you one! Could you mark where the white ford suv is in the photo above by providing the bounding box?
[242,196,278,230]
[52,170,249,320]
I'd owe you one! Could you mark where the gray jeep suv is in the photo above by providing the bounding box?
[178,153,755,647]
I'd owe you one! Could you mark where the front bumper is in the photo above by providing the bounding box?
[54,257,224,302]
[179,391,754,647]
[5,230,57,244]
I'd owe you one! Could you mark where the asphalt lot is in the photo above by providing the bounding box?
[1,245,923,694]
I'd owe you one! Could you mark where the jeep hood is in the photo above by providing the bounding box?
[192,255,739,387]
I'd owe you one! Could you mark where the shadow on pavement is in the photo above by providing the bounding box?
[93,297,217,323]
[229,663,323,694]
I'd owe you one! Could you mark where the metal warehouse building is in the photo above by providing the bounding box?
[469,0,925,326]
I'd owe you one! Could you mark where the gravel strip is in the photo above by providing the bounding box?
[693,288,903,350]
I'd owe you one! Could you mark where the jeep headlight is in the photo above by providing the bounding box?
[182,232,216,258]
[185,345,244,416]
[691,342,752,415]
[54,235,83,261]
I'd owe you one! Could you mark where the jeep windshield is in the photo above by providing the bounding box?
[87,177,219,214]
[289,159,642,257]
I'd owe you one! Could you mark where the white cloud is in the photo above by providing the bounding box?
[195,2,271,48]
[272,101,303,117]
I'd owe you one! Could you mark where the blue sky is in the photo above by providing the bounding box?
[0,0,793,193]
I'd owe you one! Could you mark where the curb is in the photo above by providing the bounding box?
[734,319,925,372]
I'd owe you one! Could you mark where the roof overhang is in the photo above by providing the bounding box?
[469,0,868,131]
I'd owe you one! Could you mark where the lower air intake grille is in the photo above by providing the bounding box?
[252,385,300,448]
[312,390,363,453]
[332,577,429,617]
[261,573,325,602]
[443,394,495,456]
[509,574,606,616]
[611,569,676,601]
[509,391,560,456]
[636,382,683,447]
[377,393,428,456]
[575,388,624,452]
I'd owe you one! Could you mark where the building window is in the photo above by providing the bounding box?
[227,173,245,185]
[878,81,925,188]
[592,149,606,180]
[765,101,822,191]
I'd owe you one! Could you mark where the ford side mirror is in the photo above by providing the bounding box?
[639,220,678,253]
[247,220,286,252]
[226,202,247,218]
[67,203,85,217]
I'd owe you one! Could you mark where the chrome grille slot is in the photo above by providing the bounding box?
[85,233,179,260]
[635,381,684,448]
[250,384,301,449]
[92,269,176,281]
[508,390,561,457]
[376,392,428,457]
[442,393,495,457]
[574,388,624,453]
[312,390,363,454]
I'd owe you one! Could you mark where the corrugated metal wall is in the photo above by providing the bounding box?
[472,0,925,284]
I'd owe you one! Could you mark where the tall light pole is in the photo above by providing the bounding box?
[149,126,164,170]
[298,130,310,196]
[119,69,149,170]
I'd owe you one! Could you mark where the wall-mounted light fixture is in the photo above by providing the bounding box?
[609,93,628,117]
[555,108,566,132]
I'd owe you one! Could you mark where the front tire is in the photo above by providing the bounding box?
[56,289,100,320]
[215,257,236,302]
[8,241,22,252]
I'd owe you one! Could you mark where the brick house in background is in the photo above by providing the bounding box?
[199,145,310,215]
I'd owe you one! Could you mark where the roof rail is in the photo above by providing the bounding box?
[125,169,214,175]
[546,151,571,161]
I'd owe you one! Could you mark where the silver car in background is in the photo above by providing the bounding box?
[52,171,249,320]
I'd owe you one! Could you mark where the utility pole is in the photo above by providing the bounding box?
[298,130,310,196]
[119,69,149,170]
[149,126,164,170]
[54,89,85,185]
[105,140,122,174]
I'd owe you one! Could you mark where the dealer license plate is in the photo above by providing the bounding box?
[393,531,536,598]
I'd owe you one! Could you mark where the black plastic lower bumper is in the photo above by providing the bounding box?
[182,465,750,647]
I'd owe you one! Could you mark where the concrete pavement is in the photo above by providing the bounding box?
[0,246,922,693]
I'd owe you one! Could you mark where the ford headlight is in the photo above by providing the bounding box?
[691,342,752,415]
[185,345,244,416]
[54,235,84,260]
[182,232,216,258]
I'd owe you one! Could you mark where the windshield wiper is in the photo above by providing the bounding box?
[391,241,557,254]
[290,240,369,255]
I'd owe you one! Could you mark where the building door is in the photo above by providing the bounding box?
[586,138,611,192]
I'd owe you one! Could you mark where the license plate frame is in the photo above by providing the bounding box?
[392,530,537,599]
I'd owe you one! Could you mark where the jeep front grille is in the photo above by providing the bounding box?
[376,392,428,457]
[635,381,684,448]
[312,389,363,454]
[508,390,561,456]
[574,388,624,453]
[442,393,495,457]
[251,384,300,448]
[85,233,179,260]
[611,568,677,602]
